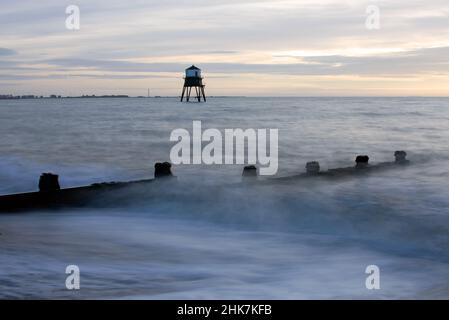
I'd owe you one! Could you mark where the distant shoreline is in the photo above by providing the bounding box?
[0,95,246,100]
[1,95,448,100]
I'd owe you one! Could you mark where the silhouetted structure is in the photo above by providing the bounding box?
[180,65,206,102]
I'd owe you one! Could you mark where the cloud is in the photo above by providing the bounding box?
[0,48,17,56]
[24,46,448,77]
[1,45,449,85]
[2,0,449,95]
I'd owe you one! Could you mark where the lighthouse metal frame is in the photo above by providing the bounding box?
[181,66,206,102]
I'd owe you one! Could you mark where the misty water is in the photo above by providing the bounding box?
[0,97,448,299]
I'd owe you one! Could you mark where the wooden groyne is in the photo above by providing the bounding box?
[0,152,410,213]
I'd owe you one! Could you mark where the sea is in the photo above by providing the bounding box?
[0,97,448,299]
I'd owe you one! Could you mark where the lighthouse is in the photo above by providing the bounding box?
[180,65,206,102]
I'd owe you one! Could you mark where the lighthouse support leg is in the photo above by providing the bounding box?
[181,86,186,102]
[201,86,206,102]
[181,84,206,102]
[195,87,200,102]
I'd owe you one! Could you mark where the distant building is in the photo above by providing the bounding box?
[0,94,22,99]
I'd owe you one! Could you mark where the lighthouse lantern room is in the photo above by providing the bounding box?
[181,65,206,102]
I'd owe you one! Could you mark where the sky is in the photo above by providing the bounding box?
[1,0,449,96]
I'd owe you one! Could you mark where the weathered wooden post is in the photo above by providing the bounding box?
[242,165,258,179]
[38,173,60,192]
[306,161,320,174]
[355,155,369,168]
[154,162,173,178]
[394,151,408,163]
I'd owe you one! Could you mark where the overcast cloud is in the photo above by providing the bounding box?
[1,0,449,96]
